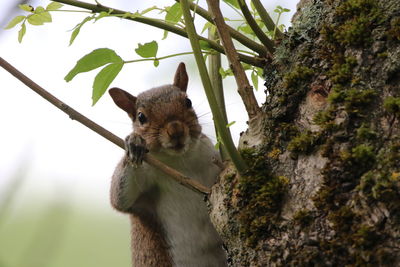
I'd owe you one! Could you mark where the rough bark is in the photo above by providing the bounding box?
[209,0,400,266]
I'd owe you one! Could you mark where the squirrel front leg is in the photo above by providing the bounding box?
[110,133,148,213]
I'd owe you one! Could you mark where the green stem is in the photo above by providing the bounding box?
[251,0,283,39]
[180,0,247,174]
[52,0,263,67]
[208,19,229,161]
[273,13,282,40]
[237,0,275,52]
[176,0,269,57]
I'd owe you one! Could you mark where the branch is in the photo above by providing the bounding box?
[251,0,283,39]
[175,0,269,57]
[180,0,248,174]
[52,0,264,67]
[0,57,211,195]
[237,0,275,53]
[206,0,261,119]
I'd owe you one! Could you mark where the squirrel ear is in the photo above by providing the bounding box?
[109,87,137,116]
[173,62,188,92]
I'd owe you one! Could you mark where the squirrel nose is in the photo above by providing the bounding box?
[166,121,185,139]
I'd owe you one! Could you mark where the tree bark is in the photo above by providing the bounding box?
[209,0,400,265]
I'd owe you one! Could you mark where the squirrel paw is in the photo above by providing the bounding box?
[125,134,148,167]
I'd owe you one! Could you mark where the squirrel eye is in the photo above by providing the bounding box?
[137,112,147,124]
[185,98,192,109]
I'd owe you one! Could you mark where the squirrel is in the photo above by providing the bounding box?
[108,62,227,267]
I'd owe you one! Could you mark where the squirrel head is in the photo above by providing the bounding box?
[109,63,201,155]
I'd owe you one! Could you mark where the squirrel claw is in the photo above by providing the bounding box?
[125,134,148,167]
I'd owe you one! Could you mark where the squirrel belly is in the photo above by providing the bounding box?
[112,135,227,267]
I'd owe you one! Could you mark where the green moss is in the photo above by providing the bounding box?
[333,0,381,46]
[351,144,376,165]
[328,57,357,85]
[343,89,377,114]
[293,209,313,227]
[237,149,289,247]
[287,131,320,156]
[352,225,379,249]
[356,124,377,140]
[283,66,314,89]
[383,96,400,117]
[327,206,355,232]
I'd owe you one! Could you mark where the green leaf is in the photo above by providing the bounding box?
[201,21,213,34]
[65,48,122,82]
[251,70,258,91]
[46,2,63,11]
[92,62,124,105]
[141,6,157,15]
[4,15,25,30]
[222,0,240,9]
[165,3,182,24]
[162,30,169,40]
[226,121,236,128]
[69,16,94,45]
[135,41,158,58]
[18,23,26,43]
[199,40,212,51]
[153,59,160,67]
[19,4,34,12]
[27,8,52,26]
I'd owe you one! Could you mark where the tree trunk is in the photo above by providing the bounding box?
[209,0,400,265]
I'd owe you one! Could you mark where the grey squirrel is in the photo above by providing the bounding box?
[108,63,227,267]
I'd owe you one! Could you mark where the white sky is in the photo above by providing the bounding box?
[0,0,297,213]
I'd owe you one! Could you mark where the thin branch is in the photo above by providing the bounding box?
[180,0,248,174]
[51,0,263,67]
[175,0,269,57]
[251,0,283,39]
[206,0,261,119]
[208,17,229,161]
[237,0,275,53]
[0,57,211,195]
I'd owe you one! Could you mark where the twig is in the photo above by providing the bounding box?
[237,0,275,52]
[206,0,261,119]
[175,0,269,57]
[51,0,263,67]
[0,57,211,195]
[180,0,248,174]
[251,0,283,39]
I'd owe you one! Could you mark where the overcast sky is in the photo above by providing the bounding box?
[0,0,297,213]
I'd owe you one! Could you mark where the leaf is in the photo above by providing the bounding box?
[18,23,26,43]
[4,16,25,29]
[153,59,160,67]
[135,41,158,58]
[141,6,157,15]
[69,16,94,45]
[46,2,63,11]
[165,3,182,24]
[226,121,236,128]
[65,48,122,82]
[162,30,169,40]
[199,40,212,51]
[92,62,124,105]
[251,70,258,91]
[19,4,34,12]
[222,0,240,9]
[27,8,52,26]
[201,21,213,34]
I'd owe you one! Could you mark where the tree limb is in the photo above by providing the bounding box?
[206,0,261,119]
[0,57,211,195]
[175,0,270,57]
[51,0,264,67]
[251,0,284,39]
[237,0,275,53]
